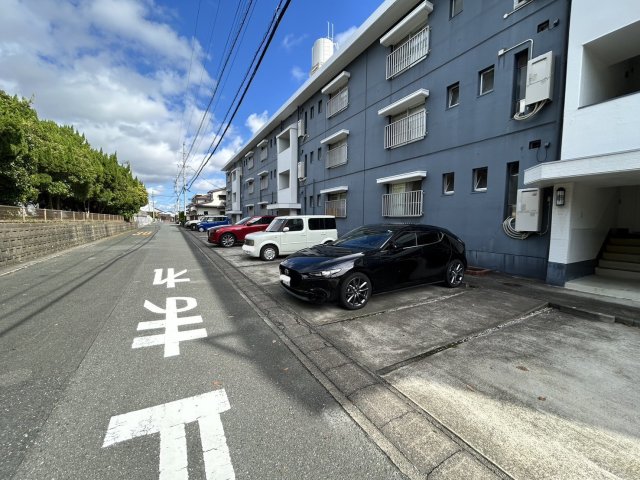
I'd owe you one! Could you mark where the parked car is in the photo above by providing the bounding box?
[195,215,230,232]
[242,215,337,261]
[184,218,201,229]
[278,224,467,310]
[208,215,276,247]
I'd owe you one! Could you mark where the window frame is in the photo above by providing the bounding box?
[473,167,488,192]
[447,82,460,108]
[450,0,463,18]
[443,172,455,195]
[479,66,495,96]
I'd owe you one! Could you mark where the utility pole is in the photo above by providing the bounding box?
[182,142,187,221]
[151,190,155,221]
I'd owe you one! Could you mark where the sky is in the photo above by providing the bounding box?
[0,0,382,212]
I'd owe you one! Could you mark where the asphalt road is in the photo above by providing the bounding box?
[0,224,403,479]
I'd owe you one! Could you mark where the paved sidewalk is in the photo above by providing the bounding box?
[185,229,640,480]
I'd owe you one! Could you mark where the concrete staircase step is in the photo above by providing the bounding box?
[599,259,640,272]
[609,237,640,247]
[565,275,640,303]
[595,267,640,281]
[605,245,640,255]
[602,252,640,263]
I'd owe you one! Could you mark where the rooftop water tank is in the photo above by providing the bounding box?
[310,37,334,76]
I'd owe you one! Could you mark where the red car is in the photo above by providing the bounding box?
[207,215,276,247]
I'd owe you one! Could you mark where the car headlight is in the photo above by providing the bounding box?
[307,268,341,278]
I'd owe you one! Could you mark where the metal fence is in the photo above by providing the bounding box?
[382,190,424,217]
[0,205,125,222]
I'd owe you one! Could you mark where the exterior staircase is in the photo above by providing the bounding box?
[564,233,640,303]
[596,235,640,281]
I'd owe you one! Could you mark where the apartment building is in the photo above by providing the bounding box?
[224,0,571,280]
[187,187,227,219]
[523,0,640,293]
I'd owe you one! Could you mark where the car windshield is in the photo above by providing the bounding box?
[266,218,286,232]
[333,227,395,250]
[235,217,251,225]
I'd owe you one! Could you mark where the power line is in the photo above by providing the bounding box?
[187,0,292,189]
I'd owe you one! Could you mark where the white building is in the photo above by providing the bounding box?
[525,0,640,299]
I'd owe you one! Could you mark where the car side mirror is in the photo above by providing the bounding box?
[283,227,290,232]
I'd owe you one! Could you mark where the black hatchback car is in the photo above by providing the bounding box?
[279,224,467,310]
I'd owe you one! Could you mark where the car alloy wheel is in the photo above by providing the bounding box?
[198,227,205,232]
[220,233,236,248]
[445,259,465,288]
[260,245,278,261]
[340,272,371,310]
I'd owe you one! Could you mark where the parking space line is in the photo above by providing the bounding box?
[376,304,551,376]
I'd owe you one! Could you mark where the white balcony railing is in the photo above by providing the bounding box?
[386,26,430,79]
[326,87,349,118]
[384,109,426,149]
[326,143,348,168]
[325,199,347,218]
[259,148,267,161]
[382,190,423,217]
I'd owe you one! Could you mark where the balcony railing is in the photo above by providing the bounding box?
[325,199,347,218]
[384,109,426,149]
[326,87,349,118]
[259,148,268,161]
[386,26,430,79]
[326,143,348,168]
[382,190,423,217]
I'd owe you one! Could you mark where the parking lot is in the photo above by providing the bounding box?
[186,228,640,479]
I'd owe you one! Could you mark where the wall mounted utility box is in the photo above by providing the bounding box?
[515,188,542,232]
[525,51,554,106]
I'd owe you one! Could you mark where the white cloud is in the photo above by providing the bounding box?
[290,66,306,82]
[282,33,307,51]
[0,0,223,213]
[245,111,269,135]
[335,26,358,50]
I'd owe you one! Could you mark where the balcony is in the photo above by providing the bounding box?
[386,26,430,79]
[327,143,348,168]
[325,198,347,218]
[382,190,423,217]
[384,109,426,149]
[326,87,349,118]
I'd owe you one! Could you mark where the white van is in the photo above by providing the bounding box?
[242,215,338,261]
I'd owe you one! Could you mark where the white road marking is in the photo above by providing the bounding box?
[132,297,207,357]
[153,268,190,288]
[103,390,235,480]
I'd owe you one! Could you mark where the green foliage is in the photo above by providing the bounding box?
[0,90,147,216]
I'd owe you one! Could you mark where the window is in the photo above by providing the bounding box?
[506,162,519,217]
[479,66,494,95]
[417,231,442,246]
[514,50,529,114]
[246,156,254,170]
[310,106,314,119]
[321,129,349,167]
[309,217,337,230]
[318,100,322,114]
[325,192,347,217]
[443,172,455,195]
[309,151,314,163]
[395,232,417,248]
[284,218,303,231]
[247,180,255,194]
[309,195,314,208]
[379,89,429,149]
[317,148,322,161]
[382,181,424,217]
[451,0,463,18]
[260,175,268,190]
[447,82,460,108]
[317,194,321,207]
[322,72,350,118]
[473,167,488,192]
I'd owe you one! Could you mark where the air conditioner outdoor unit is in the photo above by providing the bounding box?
[297,161,306,179]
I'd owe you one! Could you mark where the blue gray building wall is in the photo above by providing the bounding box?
[227,0,570,280]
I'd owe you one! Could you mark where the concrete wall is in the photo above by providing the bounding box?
[563,1,640,159]
[0,222,136,269]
